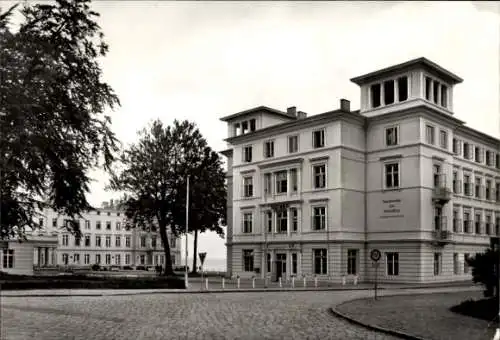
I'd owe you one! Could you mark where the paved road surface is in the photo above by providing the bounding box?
[0,287,478,340]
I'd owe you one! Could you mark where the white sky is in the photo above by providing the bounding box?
[2,1,499,261]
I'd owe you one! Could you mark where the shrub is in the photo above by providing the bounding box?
[467,248,498,298]
[91,264,101,271]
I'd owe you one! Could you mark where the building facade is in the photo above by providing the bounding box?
[34,200,181,269]
[221,57,500,283]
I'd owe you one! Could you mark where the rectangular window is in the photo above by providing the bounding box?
[96,221,101,230]
[383,79,395,105]
[347,249,358,275]
[441,85,448,108]
[463,212,471,233]
[439,130,447,149]
[384,163,400,189]
[464,253,470,274]
[496,183,500,201]
[125,254,130,265]
[275,171,288,194]
[486,215,492,235]
[277,210,287,233]
[38,218,44,227]
[265,211,273,233]
[463,142,470,159]
[464,174,471,196]
[452,138,459,154]
[243,213,253,233]
[2,249,14,268]
[151,237,157,248]
[84,254,90,265]
[264,173,272,196]
[116,222,121,231]
[291,253,298,275]
[486,151,492,166]
[371,83,381,108]
[85,220,90,229]
[291,208,298,232]
[496,154,500,169]
[105,254,111,265]
[125,236,131,247]
[453,210,459,233]
[313,249,327,275]
[313,129,325,148]
[115,235,121,247]
[95,235,101,247]
[433,80,439,104]
[243,146,252,163]
[453,253,459,275]
[266,253,271,273]
[105,235,111,247]
[115,254,121,265]
[243,249,254,272]
[52,218,58,228]
[386,252,399,276]
[290,168,298,193]
[241,121,248,134]
[475,177,482,199]
[475,214,482,234]
[62,234,69,246]
[106,221,111,230]
[312,206,326,230]
[452,172,460,194]
[385,126,399,146]
[264,140,274,158]
[140,236,146,247]
[84,235,91,247]
[75,236,81,247]
[486,180,492,200]
[496,217,500,236]
[288,135,299,153]
[434,253,441,275]
[475,147,481,163]
[243,177,253,197]
[249,119,256,132]
[426,125,435,145]
[95,254,101,264]
[313,164,326,189]
[62,253,69,265]
[397,76,408,102]
[425,77,432,100]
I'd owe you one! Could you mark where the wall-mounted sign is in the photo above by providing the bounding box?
[380,199,404,219]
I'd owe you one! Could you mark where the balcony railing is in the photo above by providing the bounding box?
[463,183,473,197]
[433,216,447,231]
[475,221,483,235]
[432,174,451,204]
[463,220,472,234]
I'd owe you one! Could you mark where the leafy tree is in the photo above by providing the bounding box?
[467,247,499,298]
[108,119,226,276]
[0,0,119,239]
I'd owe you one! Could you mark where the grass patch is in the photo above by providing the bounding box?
[450,297,499,322]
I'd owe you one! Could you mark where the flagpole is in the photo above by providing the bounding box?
[185,175,190,289]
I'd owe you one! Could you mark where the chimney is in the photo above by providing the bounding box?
[297,111,307,119]
[340,99,350,112]
[287,106,297,116]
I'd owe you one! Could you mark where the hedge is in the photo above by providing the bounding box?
[0,275,186,290]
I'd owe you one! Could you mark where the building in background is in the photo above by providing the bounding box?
[221,57,500,283]
[34,200,181,269]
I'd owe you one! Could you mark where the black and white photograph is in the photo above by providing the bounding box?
[0,1,499,339]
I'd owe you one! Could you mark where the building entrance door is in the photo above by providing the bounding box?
[275,253,287,281]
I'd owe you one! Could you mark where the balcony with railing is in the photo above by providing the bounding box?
[432,174,451,205]
[475,221,483,235]
[433,216,451,243]
[474,185,485,200]
[485,222,493,236]
[463,182,473,197]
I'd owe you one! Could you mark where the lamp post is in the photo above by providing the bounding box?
[184,175,190,289]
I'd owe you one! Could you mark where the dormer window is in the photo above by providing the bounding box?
[383,80,395,105]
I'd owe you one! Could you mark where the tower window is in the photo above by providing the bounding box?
[383,80,395,105]
[371,83,381,108]
[440,85,448,108]
[433,80,439,104]
[425,77,432,101]
[397,76,408,102]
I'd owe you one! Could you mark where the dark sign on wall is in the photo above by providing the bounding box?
[380,199,404,219]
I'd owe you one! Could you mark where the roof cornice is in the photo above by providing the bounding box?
[219,106,296,122]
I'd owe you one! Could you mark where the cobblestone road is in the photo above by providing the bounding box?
[0,288,477,340]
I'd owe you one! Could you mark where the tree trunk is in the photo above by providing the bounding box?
[159,224,174,276]
[191,229,198,274]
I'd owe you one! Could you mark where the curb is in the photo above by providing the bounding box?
[328,307,427,340]
[0,284,480,298]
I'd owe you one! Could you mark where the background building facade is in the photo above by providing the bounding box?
[36,200,181,269]
[221,57,500,283]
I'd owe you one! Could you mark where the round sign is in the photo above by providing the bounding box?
[370,249,381,262]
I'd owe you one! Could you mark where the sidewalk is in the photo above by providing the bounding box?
[332,290,494,340]
[0,279,480,297]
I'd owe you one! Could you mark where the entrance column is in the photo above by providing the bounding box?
[44,248,49,266]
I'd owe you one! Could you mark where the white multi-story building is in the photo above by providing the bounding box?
[221,57,500,283]
[34,200,181,269]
